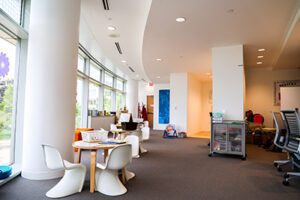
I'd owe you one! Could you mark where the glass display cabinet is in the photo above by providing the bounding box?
[209,120,246,160]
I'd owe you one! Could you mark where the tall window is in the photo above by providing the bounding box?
[116,79,124,91]
[116,92,124,111]
[77,55,85,72]
[76,78,83,128]
[104,72,113,87]
[89,62,101,81]
[0,31,17,165]
[0,0,22,24]
[103,88,112,112]
[88,82,100,110]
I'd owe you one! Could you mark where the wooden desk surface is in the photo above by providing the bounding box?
[72,140,120,150]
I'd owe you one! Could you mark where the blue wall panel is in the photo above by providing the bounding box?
[159,90,170,124]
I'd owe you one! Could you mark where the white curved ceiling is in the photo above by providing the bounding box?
[80,0,152,81]
[80,0,300,84]
[143,0,300,83]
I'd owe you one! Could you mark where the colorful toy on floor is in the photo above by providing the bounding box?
[163,124,177,138]
[0,165,12,180]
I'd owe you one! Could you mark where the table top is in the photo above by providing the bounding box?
[72,140,123,150]
[110,129,127,133]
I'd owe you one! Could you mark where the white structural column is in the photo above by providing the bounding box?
[22,0,81,180]
[212,45,245,120]
[126,79,139,118]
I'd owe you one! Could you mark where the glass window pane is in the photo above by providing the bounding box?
[76,78,83,128]
[0,0,22,24]
[116,79,123,91]
[116,92,124,111]
[104,72,113,87]
[77,55,84,72]
[90,63,101,81]
[0,35,17,165]
[88,82,100,110]
[103,88,112,112]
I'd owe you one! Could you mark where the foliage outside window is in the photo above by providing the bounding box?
[88,82,100,110]
[76,78,83,128]
[116,92,124,111]
[103,88,112,112]
[0,36,17,165]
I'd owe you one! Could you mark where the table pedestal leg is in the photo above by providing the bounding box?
[76,148,82,163]
[90,150,97,193]
[121,168,126,184]
[104,149,108,162]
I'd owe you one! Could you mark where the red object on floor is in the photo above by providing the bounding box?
[74,128,94,152]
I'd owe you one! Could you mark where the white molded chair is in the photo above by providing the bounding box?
[124,135,140,158]
[123,135,141,180]
[110,124,118,130]
[142,126,150,141]
[95,144,132,196]
[140,127,150,153]
[143,121,149,127]
[42,145,86,198]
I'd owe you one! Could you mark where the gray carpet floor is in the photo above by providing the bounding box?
[0,130,300,200]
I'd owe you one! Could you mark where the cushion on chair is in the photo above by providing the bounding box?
[0,165,12,180]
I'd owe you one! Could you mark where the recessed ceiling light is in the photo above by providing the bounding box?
[257,61,263,65]
[176,17,186,22]
[257,56,264,59]
[156,76,160,79]
[258,48,265,52]
[156,58,162,61]
[121,60,127,63]
[107,25,116,31]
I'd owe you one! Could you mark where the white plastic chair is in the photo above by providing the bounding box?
[142,127,150,141]
[143,121,149,127]
[95,144,132,196]
[124,135,140,159]
[42,145,86,198]
[123,135,141,180]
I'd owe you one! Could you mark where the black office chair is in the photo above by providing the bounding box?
[272,112,290,171]
[281,110,300,186]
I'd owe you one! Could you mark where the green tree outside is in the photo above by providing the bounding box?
[0,84,13,140]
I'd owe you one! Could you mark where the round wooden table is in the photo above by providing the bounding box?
[110,129,128,139]
[72,141,125,193]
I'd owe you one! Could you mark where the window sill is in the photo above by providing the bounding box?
[0,164,21,186]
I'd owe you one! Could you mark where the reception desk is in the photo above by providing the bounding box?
[88,116,115,131]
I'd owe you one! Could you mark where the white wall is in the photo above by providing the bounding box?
[187,74,202,135]
[170,73,188,131]
[126,79,138,118]
[212,45,244,120]
[153,83,170,130]
[200,81,212,132]
[245,68,300,127]
[281,87,300,112]
[138,81,154,105]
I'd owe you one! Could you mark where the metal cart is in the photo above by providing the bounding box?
[209,120,246,160]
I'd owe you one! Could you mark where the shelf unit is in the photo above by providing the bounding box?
[209,120,246,160]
